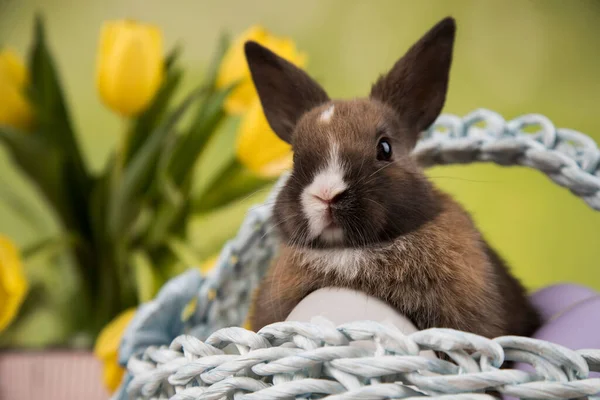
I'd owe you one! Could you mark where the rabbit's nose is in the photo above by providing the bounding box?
[312,188,345,205]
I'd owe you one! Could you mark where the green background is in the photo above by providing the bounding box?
[1,0,599,291]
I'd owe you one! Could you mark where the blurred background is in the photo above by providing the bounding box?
[1,0,599,397]
[2,0,599,290]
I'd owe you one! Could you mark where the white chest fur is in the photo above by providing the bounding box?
[293,236,412,281]
[299,248,367,279]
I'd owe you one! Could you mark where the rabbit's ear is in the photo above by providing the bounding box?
[370,17,456,145]
[244,41,330,144]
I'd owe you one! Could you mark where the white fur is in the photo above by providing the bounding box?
[319,104,335,123]
[301,143,347,240]
[297,239,407,280]
[299,247,368,279]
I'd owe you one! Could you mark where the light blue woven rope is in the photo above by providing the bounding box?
[416,109,600,210]
[124,322,600,399]
[115,109,600,399]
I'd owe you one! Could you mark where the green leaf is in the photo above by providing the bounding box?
[0,304,71,349]
[193,159,274,213]
[131,251,161,303]
[155,34,232,191]
[166,236,202,267]
[128,203,154,243]
[166,85,235,187]
[190,116,239,199]
[28,15,78,149]
[88,172,110,243]
[21,234,79,260]
[28,14,92,237]
[188,189,270,259]
[165,43,182,70]
[136,134,190,246]
[126,47,184,164]
[107,87,206,237]
[144,174,187,246]
[203,32,230,90]
[0,126,74,228]
[0,174,46,231]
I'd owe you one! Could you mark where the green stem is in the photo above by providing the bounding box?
[89,119,135,335]
[114,118,131,181]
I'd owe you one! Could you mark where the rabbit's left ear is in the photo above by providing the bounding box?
[370,17,456,144]
[245,41,330,144]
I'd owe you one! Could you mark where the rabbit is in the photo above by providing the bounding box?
[246,17,541,339]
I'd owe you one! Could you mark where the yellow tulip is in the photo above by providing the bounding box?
[94,308,136,393]
[0,49,34,131]
[199,254,219,275]
[216,25,306,115]
[0,234,28,332]
[236,99,293,178]
[96,20,164,117]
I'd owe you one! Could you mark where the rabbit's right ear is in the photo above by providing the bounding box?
[244,41,329,143]
[370,17,456,145]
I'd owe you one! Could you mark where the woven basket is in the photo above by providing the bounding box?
[114,109,600,399]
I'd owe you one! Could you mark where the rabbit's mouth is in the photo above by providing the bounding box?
[302,196,346,246]
[320,225,344,245]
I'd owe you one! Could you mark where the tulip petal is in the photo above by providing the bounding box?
[0,79,34,131]
[216,25,268,90]
[200,254,219,274]
[94,308,136,360]
[96,20,164,116]
[216,25,306,115]
[0,235,28,332]
[97,21,121,67]
[0,49,29,88]
[102,353,126,392]
[236,100,293,177]
[93,307,136,392]
[0,50,33,131]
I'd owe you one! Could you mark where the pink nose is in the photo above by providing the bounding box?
[312,190,344,205]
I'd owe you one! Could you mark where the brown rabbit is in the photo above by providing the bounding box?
[247,17,540,338]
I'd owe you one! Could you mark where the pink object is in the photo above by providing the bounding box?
[0,351,109,400]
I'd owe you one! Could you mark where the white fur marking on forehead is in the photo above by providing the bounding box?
[300,142,347,240]
[319,104,335,123]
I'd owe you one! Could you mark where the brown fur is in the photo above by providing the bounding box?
[251,191,540,338]
[245,17,541,337]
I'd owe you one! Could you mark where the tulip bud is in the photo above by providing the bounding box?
[94,308,136,392]
[0,49,34,131]
[236,100,293,177]
[96,20,164,117]
[0,234,28,332]
[216,25,306,115]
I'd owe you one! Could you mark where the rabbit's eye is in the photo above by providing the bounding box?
[376,138,392,161]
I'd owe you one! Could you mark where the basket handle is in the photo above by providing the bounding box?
[414,109,600,211]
